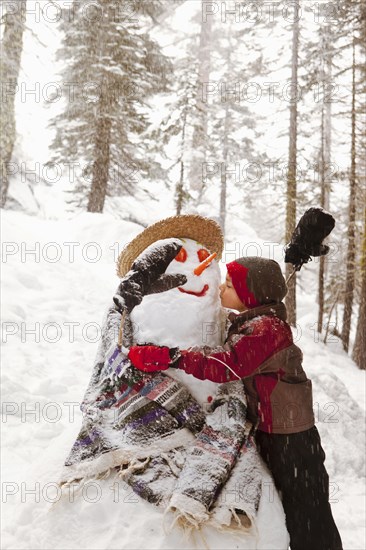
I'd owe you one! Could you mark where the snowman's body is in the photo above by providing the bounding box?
[130,238,226,407]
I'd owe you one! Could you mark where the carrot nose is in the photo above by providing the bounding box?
[194,252,217,276]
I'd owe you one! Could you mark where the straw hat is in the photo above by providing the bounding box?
[116,214,224,277]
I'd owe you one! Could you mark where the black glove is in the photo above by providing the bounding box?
[284,207,335,270]
[113,240,187,313]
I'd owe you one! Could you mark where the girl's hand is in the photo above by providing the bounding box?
[128,345,180,372]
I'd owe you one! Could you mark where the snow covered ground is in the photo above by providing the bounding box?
[1,210,365,549]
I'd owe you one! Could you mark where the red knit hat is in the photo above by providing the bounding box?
[226,257,287,309]
[226,261,261,308]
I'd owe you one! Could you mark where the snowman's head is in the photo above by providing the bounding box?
[164,238,219,299]
[116,214,224,347]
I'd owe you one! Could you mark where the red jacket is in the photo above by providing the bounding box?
[177,303,314,434]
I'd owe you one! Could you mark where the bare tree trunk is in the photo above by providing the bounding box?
[87,91,112,213]
[175,103,188,215]
[219,43,232,232]
[318,109,326,333]
[341,40,357,352]
[285,9,300,327]
[188,0,212,196]
[176,160,185,215]
[318,33,332,332]
[219,102,230,232]
[0,1,26,207]
[352,205,366,369]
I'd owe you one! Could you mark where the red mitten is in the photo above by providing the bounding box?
[128,345,178,372]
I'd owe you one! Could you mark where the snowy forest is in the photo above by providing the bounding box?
[1,1,366,549]
[1,0,365,365]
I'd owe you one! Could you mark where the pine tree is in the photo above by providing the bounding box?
[301,17,339,334]
[317,24,334,333]
[48,0,170,213]
[299,0,365,343]
[0,0,26,207]
[352,204,366,369]
[148,1,274,225]
[285,4,300,327]
[341,39,358,352]
[209,37,264,232]
[350,1,366,365]
[187,0,212,199]
[148,57,201,215]
[197,6,274,232]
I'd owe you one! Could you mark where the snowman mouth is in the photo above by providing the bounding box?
[178,284,209,297]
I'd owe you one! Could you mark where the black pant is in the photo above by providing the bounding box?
[255,426,343,550]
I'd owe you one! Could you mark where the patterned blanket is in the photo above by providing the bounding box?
[60,303,263,531]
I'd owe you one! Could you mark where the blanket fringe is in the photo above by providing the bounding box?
[54,458,150,508]
[117,457,151,479]
[60,428,195,485]
[52,467,114,510]
[192,529,210,550]
[163,508,210,550]
[48,476,90,512]
[163,493,210,538]
[162,508,210,550]
[209,508,254,536]
[96,467,112,480]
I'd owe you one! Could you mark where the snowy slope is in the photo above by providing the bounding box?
[1,211,365,550]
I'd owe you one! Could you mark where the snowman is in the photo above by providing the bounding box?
[113,215,289,548]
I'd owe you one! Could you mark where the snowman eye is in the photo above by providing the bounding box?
[197,248,210,262]
[175,247,187,262]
